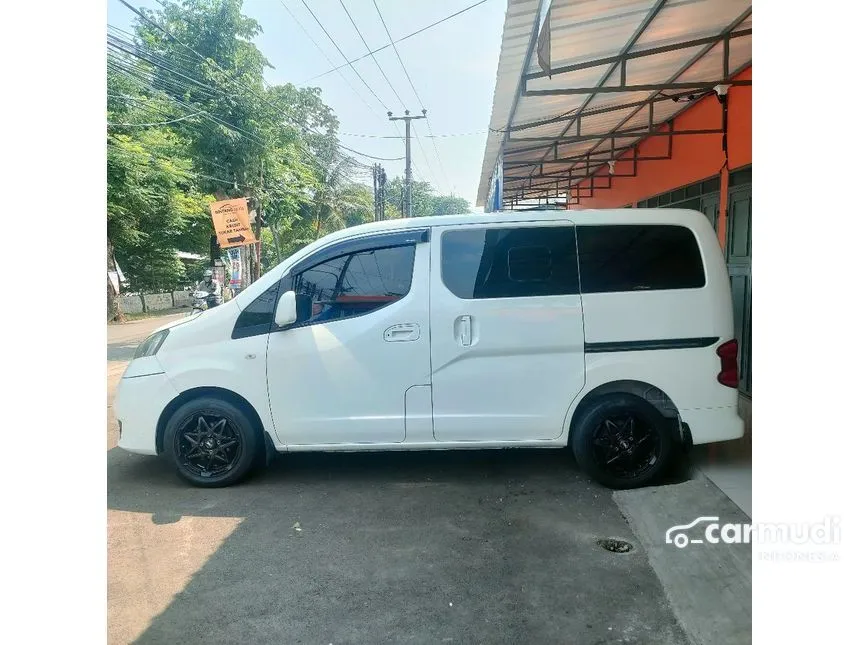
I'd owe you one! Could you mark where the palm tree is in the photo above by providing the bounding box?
[309,150,373,239]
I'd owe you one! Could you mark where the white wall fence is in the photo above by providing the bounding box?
[118,290,195,314]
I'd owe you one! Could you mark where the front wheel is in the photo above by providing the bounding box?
[571,393,676,489]
[164,397,260,487]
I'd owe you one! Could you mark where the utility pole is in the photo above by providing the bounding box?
[388,109,426,218]
[377,164,386,221]
[252,198,262,282]
[253,164,265,282]
[372,163,378,222]
[372,163,387,221]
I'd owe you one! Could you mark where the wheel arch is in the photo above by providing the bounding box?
[565,379,681,445]
[156,386,268,455]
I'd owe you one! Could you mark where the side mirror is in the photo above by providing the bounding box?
[274,290,297,327]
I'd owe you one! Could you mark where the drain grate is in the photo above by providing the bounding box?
[597,538,633,553]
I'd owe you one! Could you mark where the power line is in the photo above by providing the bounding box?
[108,57,268,145]
[337,145,404,162]
[373,0,450,191]
[107,36,226,99]
[107,26,223,83]
[115,0,390,171]
[372,1,424,113]
[108,140,311,201]
[107,141,258,191]
[298,0,390,113]
[421,122,450,190]
[338,0,407,111]
[277,0,380,120]
[106,95,261,178]
[338,129,494,138]
[304,0,491,84]
[108,130,240,174]
[110,54,404,168]
[108,110,205,127]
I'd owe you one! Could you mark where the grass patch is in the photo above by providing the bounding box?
[109,308,189,324]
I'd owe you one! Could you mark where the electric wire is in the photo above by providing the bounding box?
[303,0,491,84]
[116,0,398,170]
[277,0,380,120]
[373,0,450,191]
[338,0,408,111]
[298,0,390,113]
[108,111,205,127]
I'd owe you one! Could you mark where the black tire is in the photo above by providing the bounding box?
[164,396,261,487]
[571,393,676,490]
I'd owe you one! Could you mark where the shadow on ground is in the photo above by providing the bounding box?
[108,447,692,644]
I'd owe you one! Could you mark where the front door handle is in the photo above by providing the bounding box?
[384,323,420,342]
[455,315,472,347]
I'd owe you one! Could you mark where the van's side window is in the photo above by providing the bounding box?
[441,226,579,299]
[577,224,705,293]
[232,282,281,339]
[293,245,415,325]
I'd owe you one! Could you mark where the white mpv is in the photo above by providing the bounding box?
[115,210,744,489]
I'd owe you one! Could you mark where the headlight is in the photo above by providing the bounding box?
[134,329,169,359]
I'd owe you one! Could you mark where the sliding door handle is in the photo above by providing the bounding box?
[455,315,472,347]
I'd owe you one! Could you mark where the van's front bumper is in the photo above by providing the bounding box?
[115,370,178,455]
[681,405,745,445]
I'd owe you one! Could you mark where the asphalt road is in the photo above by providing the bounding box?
[107,314,690,645]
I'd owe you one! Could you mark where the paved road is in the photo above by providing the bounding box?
[107,314,690,645]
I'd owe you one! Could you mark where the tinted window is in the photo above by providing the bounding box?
[293,245,415,325]
[577,225,705,293]
[441,226,579,299]
[232,282,281,338]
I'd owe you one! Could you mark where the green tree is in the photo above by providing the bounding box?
[384,177,434,217]
[133,1,320,277]
[107,127,212,295]
[429,194,471,216]
[383,177,470,218]
[108,0,368,305]
[304,149,373,240]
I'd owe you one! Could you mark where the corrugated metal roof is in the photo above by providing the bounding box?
[477,0,752,207]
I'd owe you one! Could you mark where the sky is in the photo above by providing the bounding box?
[107,0,508,207]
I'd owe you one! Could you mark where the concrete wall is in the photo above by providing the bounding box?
[118,295,144,314]
[172,291,193,308]
[117,287,232,314]
[143,293,174,311]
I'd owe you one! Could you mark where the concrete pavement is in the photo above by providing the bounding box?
[109,448,690,644]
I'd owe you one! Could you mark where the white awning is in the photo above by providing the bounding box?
[477,0,752,207]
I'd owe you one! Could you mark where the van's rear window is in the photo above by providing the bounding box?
[577,224,705,293]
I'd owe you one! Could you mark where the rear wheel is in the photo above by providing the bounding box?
[164,397,260,487]
[571,393,675,489]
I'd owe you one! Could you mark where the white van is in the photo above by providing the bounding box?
[115,209,743,489]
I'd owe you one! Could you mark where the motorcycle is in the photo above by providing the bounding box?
[188,290,222,316]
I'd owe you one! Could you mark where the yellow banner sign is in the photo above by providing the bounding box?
[209,198,257,248]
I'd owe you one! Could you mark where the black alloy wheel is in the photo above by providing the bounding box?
[175,413,243,479]
[164,397,260,487]
[572,393,675,489]
[590,412,660,481]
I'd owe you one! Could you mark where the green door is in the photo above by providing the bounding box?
[726,186,752,395]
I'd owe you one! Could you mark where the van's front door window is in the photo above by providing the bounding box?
[293,245,416,326]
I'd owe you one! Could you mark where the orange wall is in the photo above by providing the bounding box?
[570,66,752,211]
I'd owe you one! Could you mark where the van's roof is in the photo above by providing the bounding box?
[325,208,711,243]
